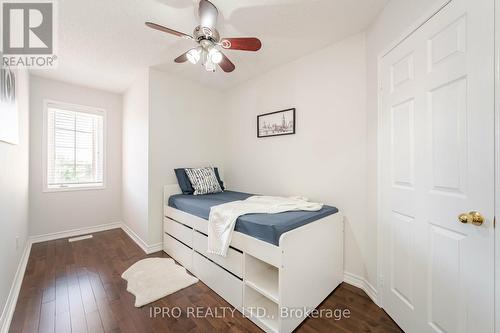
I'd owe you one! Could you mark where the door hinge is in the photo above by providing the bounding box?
[494,216,496,228]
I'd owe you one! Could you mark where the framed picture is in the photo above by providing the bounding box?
[0,63,18,145]
[257,108,295,138]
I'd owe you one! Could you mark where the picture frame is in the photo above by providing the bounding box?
[257,108,295,138]
[0,61,19,145]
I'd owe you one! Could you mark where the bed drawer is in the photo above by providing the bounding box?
[164,217,193,247]
[192,218,209,235]
[192,252,243,310]
[163,233,192,270]
[193,231,243,278]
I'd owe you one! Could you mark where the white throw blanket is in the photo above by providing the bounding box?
[208,196,323,256]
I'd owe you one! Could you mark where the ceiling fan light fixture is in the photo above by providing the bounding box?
[145,0,261,73]
[208,48,223,64]
[186,48,201,64]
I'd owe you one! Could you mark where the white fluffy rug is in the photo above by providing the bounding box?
[122,257,198,307]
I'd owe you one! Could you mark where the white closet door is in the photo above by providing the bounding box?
[379,0,495,332]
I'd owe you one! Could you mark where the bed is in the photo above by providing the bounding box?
[163,184,344,333]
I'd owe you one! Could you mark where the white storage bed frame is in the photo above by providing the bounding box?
[162,185,344,333]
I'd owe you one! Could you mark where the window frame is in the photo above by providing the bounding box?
[42,99,107,193]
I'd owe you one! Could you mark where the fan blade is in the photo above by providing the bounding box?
[218,52,235,73]
[174,50,190,63]
[220,38,262,51]
[199,0,218,29]
[145,22,192,39]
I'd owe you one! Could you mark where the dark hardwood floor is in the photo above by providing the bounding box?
[9,229,402,333]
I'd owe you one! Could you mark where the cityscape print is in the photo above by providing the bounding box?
[257,108,295,138]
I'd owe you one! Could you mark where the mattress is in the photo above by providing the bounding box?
[168,191,339,246]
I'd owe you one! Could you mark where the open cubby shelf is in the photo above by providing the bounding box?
[244,253,279,303]
[244,286,279,333]
[243,253,280,333]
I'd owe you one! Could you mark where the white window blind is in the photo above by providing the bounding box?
[46,104,104,190]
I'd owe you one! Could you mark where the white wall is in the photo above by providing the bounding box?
[0,69,29,328]
[122,69,150,243]
[223,33,368,280]
[364,0,447,288]
[148,69,224,245]
[121,69,224,247]
[29,76,122,236]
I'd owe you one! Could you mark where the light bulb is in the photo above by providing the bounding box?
[186,48,201,64]
[205,58,216,72]
[208,48,223,64]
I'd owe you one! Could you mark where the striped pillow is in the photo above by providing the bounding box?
[185,167,223,195]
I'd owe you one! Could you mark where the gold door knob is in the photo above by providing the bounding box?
[458,211,484,226]
[458,213,470,224]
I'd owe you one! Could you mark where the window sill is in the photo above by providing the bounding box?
[43,184,106,193]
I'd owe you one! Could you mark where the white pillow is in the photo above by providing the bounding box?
[185,167,223,195]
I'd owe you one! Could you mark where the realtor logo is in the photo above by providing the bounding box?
[2,0,57,68]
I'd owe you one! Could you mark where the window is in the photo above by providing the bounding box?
[44,101,105,191]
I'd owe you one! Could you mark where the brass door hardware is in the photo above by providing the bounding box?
[458,211,484,226]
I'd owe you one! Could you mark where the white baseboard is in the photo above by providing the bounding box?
[343,271,379,306]
[120,223,162,254]
[0,240,32,333]
[146,242,163,253]
[29,221,163,255]
[30,221,122,243]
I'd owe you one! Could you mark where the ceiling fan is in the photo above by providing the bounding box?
[145,0,262,73]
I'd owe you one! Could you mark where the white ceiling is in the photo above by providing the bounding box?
[31,0,388,93]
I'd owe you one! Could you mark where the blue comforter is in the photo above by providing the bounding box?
[168,191,338,246]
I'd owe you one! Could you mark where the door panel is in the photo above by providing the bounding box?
[391,99,415,188]
[380,0,494,332]
[391,54,415,91]
[428,224,466,333]
[428,16,466,71]
[428,77,467,194]
[390,211,415,309]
